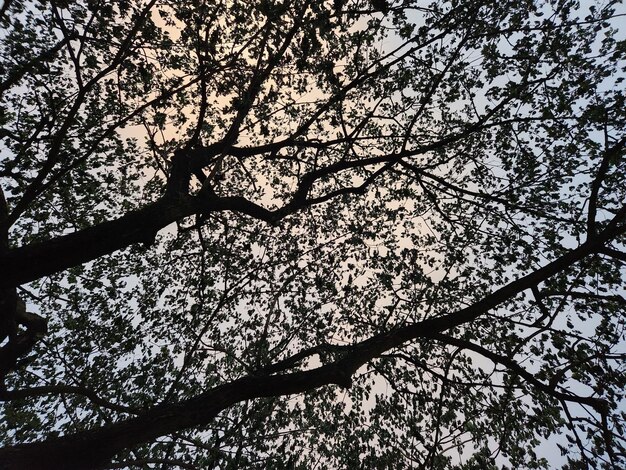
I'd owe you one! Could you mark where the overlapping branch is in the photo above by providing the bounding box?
[1,206,623,468]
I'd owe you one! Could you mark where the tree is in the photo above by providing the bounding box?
[0,0,624,468]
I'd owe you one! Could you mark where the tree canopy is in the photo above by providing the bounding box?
[0,0,625,468]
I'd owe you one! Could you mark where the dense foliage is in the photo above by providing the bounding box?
[0,0,625,468]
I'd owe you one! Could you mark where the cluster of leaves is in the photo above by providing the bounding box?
[0,0,624,468]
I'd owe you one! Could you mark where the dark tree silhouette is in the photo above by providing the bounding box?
[0,1,624,468]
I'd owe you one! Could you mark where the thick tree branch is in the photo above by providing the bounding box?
[600,247,626,262]
[0,113,512,289]
[0,297,47,376]
[0,197,198,288]
[1,209,623,468]
[259,342,350,375]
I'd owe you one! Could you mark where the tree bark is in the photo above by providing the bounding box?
[0,197,197,289]
[1,215,622,469]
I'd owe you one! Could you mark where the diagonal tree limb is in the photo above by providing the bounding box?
[0,106,536,290]
[0,207,623,468]
[600,247,626,263]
